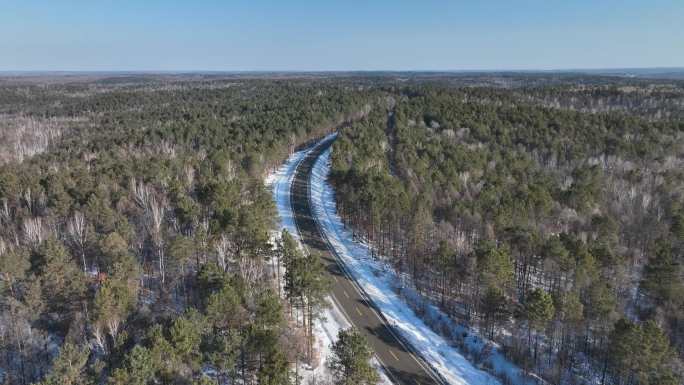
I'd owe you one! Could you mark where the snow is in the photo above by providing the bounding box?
[266,136,392,385]
[309,145,537,385]
[266,144,309,243]
[265,135,534,385]
[307,293,393,385]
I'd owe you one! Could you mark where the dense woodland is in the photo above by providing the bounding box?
[0,74,682,385]
[330,83,684,384]
[0,77,377,385]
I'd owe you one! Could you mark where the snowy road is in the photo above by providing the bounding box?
[290,135,445,385]
[271,134,526,385]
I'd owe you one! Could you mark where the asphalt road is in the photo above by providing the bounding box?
[290,135,444,385]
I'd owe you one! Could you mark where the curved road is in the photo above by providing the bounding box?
[290,135,445,385]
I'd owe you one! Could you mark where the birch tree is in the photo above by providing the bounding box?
[213,234,231,272]
[148,195,166,284]
[67,211,89,272]
[23,217,45,246]
[131,179,168,284]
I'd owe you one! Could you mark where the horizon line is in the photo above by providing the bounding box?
[1,66,684,76]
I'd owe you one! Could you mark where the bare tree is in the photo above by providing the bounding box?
[131,178,152,209]
[131,178,168,284]
[183,164,195,189]
[22,188,33,215]
[158,140,177,158]
[214,234,231,271]
[198,217,210,265]
[0,114,74,164]
[67,211,89,272]
[22,217,44,246]
[0,198,9,221]
[148,195,166,283]
[92,324,107,353]
[105,315,122,343]
[239,256,262,287]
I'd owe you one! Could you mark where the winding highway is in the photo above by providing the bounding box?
[290,135,445,385]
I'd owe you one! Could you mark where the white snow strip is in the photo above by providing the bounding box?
[266,136,392,385]
[307,293,392,385]
[310,146,535,385]
[266,145,308,243]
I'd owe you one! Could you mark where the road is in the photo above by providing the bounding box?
[290,135,444,385]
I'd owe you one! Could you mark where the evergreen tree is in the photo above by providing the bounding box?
[146,324,177,382]
[523,288,554,365]
[92,273,137,352]
[0,248,29,298]
[474,240,514,293]
[525,288,555,332]
[170,309,205,371]
[481,286,509,338]
[609,319,679,385]
[38,343,90,385]
[34,238,86,317]
[640,239,683,306]
[328,328,379,385]
[258,348,291,385]
[109,345,154,385]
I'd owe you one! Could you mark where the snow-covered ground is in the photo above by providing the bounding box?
[309,145,538,385]
[266,136,391,385]
[265,142,309,242]
[307,293,392,385]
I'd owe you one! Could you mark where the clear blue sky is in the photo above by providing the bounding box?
[1,0,682,71]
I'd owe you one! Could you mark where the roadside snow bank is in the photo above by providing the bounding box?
[310,146,535,385]
[266,145,308,242]
[266,137,392,385]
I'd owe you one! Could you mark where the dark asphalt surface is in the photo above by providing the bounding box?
[290,136,444,385]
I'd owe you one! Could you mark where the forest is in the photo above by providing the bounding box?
[0,73,682,385]
[329,82,684,384]
[0,76,378,385]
